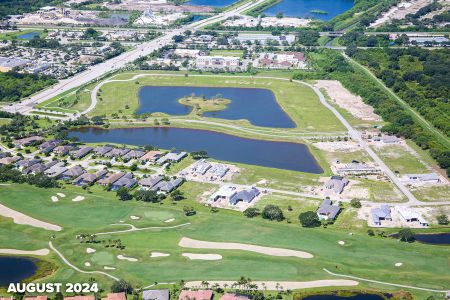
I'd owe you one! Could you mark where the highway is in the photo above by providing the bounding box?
[2,0,266,115]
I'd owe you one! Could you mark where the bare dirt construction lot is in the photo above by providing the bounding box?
[370,0,434,27]
[315,80,381,122]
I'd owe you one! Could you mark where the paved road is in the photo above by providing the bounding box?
[1,0,266,115]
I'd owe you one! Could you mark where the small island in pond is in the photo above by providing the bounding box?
[310,9,328,14]
[178,95,231,115]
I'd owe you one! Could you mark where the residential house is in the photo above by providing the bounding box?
[324,176,349,194]
[123,149,146,160]
[152,178,183,193]
[209,185,237,203]
[140,150,163,162]
[39,140,61,153]
[395,206,428,226]
[219,294,250,300]
[139,175,164,190]
[193,159,212,175]
[209,163,229,178]
[142,289,169,300]
[64,297,95,300]
[73,146,93,159]
[317,199,340,220]
[73,169,108,186]
[23,160,58,175]
[229,187,260,205]
[24,297,48,300]
[44,162,67,178]
[179,290,213,300]
[16,159,40,171]
[105,148,130,158]
[101,293,126,300]
[336,162,381,176]
[14,136,44,147]
[157,152,187,164]
[405,173,441,184]
[98,172,126,186]
[111,173,137,190]
[0,156,20,165]
[94,145,114,156]
[53,145,75,156]
[61,165,85,180]
[371,205,392,226]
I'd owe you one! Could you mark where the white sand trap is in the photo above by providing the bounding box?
[395,262,403,267]
[84,262,91,267]
[130,215,140,220]
[51,196,59,202]
[104,266,116,270]
[150,252,170,258]
[185,280,359,290]
[164,218,175,223]
[338,241,345,245]
[117,254,138,262]
[72,196,85,202]
[86,247,96,254]
[179,237,313,259]
[182,253,222,260]
[57,193,66,198]
[0,248,50,256]
[0,203,62,231]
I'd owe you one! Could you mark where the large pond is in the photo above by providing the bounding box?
[137,86,296,128]
[69,127,323,173]
[186,0,236,7]
[17,31,40,40]
[302,294,384,300]
[0,256,37,286]
[263,0,355,21]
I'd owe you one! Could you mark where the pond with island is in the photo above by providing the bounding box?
[69,127,323,173]
[262,0,354,21]
[0,256,37,286]
[137,86,296,128]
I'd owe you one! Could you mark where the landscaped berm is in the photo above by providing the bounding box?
[0,183,448,299]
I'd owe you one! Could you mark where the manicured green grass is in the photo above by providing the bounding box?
[92,72,345,133]
[210,50,245,58]
[0,29,45,40]
[0,183,449,296]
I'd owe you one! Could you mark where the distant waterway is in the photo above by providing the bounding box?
[137,86,296,128]
[413,233,450,245]
[17,32,40,40]
[69,127,323,173]
[186,0,236,7]
[263,0,355,21]
[0,256,37,287]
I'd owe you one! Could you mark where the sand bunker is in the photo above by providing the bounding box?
[51,196,59,202]
[150,252,170,258]
[0,203,62,231]
[395,262,403,267]
[86,247,96,254]
[72,196,85,202]
[315,80,381,121]
[117,254,138,262]
[179,237,313,259]
[130,215,140,220]
[182,253,222,260]
[104,266,116,270]
[84,262,91,267]
[0,248,50,256]
[57,193,66,198]
[338,241,345,245]
[185,280,358,290]
[164,218,175,223]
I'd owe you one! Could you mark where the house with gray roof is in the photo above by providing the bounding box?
[229,187,260,205]
[210,164,229,178]
[44,162,67,178]
[39,140,61,153]
[324,176,349,194]
[61,165,85,180]
[105,148,130,158]
[23,160,58,175]
[98,172,125,186]
[193,159,212,175]
[151,178,184,193]
[73,169,108,186]
[123,149,146,160]
[405,173,440,184]
[371,205,392,226]
[111,173,137,190]
[53,145,75,156]
[142,289,169,300]
[14,136,44,147]
[156,152,187,165]
[317,199,340,220]
[16,159,41,171]
[138,175,163,189]
[94,145,113,156]
[73,146,93,159]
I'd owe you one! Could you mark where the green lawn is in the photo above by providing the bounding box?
[373,144,429,175]
[0,183,449,297]
[210,50,245,58]
[0,29,45,40]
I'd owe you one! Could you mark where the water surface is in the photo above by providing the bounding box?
[0,256,37,286]
[17,32,40,40]
[69,127,323,173]
[263,0,355,21]
[186,0,236,7]
[413,233,450,245]
[138,86,296,128]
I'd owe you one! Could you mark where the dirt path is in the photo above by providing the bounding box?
[0,203,62,231]
[185,280,358,290]
[179,237,313,259]
[0,248,50,256]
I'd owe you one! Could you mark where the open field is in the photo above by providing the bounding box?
[0,182,449,298]
[91,72,346,133]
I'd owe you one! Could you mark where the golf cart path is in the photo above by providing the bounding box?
[179,237,313,258]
